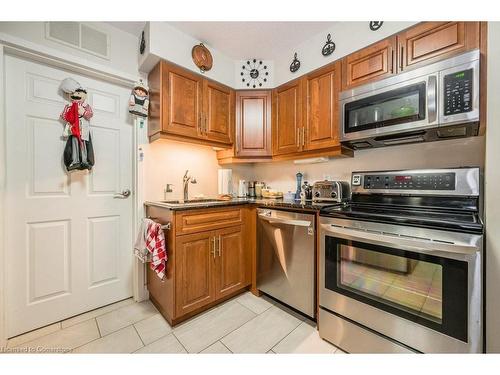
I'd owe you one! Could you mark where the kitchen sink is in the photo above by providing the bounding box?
[158,198,230,207]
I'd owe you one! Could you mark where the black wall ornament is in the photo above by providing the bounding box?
[369,21,384,31]
[290,53,301,73]
[240,59,269,88]
[322,33,336,56]
[139,30,146,55]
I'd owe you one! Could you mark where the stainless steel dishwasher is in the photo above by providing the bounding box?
[257,208,316,318]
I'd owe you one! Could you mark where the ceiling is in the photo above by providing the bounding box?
[107,21,146,37]
[167,22,333,60]
[108,21,334,60]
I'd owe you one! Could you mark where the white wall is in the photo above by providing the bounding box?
[0,44,6,347]
[274,21,417,86]
[485,21,500,353]
[251,136,485,194]
[142,139,252,202]
[0,22,140,77]
[145,22,235,87]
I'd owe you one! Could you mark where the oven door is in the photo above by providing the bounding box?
[340,74,438,142]
[319,217,482,353]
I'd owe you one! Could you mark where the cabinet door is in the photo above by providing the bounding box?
[203,80,233,145]
[397,22,480,72]
[215,226,246,299]
[304,62,341,151]
[164,63,203,139]
[342,36,396,90]
[175,231,216,317]
[236,90,272,157]
[273,79,303,155]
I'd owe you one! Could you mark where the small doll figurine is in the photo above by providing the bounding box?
[60,78,95,171]
[129,80,149,118]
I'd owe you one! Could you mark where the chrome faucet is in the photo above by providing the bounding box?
[183,170,197,201]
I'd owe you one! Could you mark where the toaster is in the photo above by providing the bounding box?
[312,180,350,202]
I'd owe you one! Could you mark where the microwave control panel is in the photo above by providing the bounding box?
[444,68,473,116]
[361,172,456,190]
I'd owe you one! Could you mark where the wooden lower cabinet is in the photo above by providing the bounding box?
[146,205,251,326]
[175,231,216,317]
[215,226,245,299]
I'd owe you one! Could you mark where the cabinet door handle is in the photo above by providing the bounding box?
[204,114,208,134]
[211,237,216,258]
[217,235,222,257]
[297,127,300,148]
[391,49,394,73]
[302,127,306,147]
[400,45,404,71]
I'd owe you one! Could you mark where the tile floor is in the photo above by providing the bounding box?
[6,292,345,354]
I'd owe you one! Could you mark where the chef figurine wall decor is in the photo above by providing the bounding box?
[129,80,149,118]
[60,77,95,172]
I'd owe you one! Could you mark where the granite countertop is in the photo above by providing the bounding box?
[144,197,333,211]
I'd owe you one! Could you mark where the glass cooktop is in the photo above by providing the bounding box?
[320,203,483,233]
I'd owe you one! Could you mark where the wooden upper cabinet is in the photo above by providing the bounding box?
[342,36,396,90]
[304,62,341,151]
[236,90,272,157]
[397,22,480,72]
[215,226,245,299]
[273,79,302,155]
[148,60,234,146]
[203,80,233,145]
[164,63,203,139]
[175,231,215,317]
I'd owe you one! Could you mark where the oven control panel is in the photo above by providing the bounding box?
[359,172,456,190]
[444,68,473,116]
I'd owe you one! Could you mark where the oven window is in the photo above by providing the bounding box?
[339,245,442,323]
[324,237,468,342]
[344,82,426,134]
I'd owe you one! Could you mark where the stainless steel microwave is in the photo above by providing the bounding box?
[339,50,480,149]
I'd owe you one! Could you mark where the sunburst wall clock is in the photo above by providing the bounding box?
[240,59,269,88]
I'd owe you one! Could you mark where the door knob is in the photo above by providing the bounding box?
[114,189,131,198]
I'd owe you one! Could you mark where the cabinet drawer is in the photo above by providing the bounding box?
[175,207,243,235]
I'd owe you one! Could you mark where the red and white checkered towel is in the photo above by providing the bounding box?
[145,220,167,279]
[135,218,167,280]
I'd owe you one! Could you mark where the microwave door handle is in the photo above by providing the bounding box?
[427,75,437,123]
[321,224,479,256]
[259,214,311,227]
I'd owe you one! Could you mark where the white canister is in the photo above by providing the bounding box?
[238,180,248,197]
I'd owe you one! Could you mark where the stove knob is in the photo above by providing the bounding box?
[314,191,321,198]
[330,191,337,199]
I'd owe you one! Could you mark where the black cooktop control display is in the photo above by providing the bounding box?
[363,173,456,190]
[444,69,473,116]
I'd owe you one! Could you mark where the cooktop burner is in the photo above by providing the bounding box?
[320,203,483,233]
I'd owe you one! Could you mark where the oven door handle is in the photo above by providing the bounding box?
[321,224,480,256]
[259,214,312,227]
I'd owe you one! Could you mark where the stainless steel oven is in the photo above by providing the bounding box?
[340,50,480,149]
[318,168,483,353]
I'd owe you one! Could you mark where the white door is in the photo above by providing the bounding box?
[5,55,134,337]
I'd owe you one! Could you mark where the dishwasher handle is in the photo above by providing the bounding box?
[258,214,312,227]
